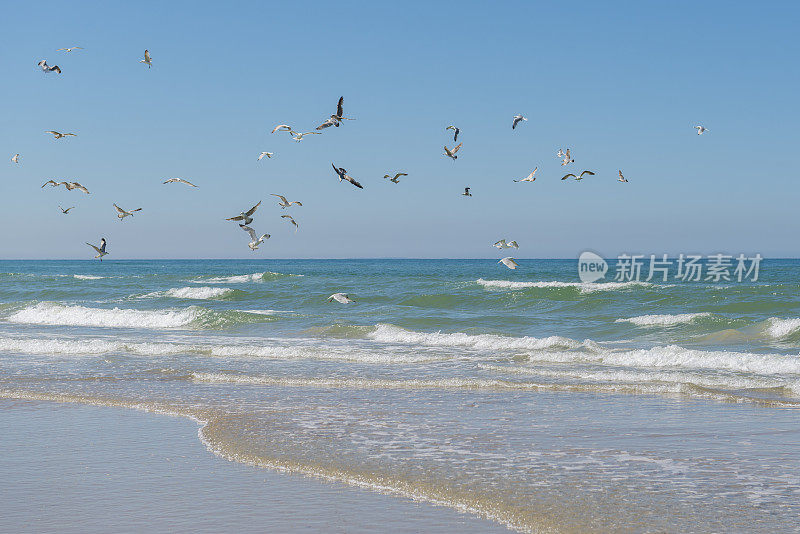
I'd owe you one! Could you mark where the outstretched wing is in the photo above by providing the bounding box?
[271,194,288,203]
[241,225,257,241]
[86,243,101,254]
[345,175,363,189]
[337,96,344,117]
[452,142,463,154]
[561,174,576,180]
[245,201,261,217]
[580,171,595,177]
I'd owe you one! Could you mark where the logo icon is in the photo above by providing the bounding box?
[578,251,608,283]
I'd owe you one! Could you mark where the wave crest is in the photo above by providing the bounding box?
[476,278,654,293]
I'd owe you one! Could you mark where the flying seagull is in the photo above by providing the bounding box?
[163,178,198,187]
[241,225,270,251]
[38,60,61,74]
[560,148,574,166]
[45,131,76,139]
[618,170,628,183]
[332,164,364,189]
[499,257,519,270]
[11,154,20,164]
[291,131,321,142]
[443,142,462,160]
[271,194,302,209]
[59,206,75,214]
[327,293,355,304]
[258,152,274,161]
[694,125,708,135]
[512,115,527,129]
[57,46,83,53]
[281,214,299,232]
[561,170,595,181]
[493,239,519,249]
[384,172,408,183]
[41,180,90,194]
[446,125,460,142]
[86,238,108,261]
[462,187,472,197]
[226,201,261,226]
[513,168,537,182]
[114,203,142,220]
[140,50,152,68]
[271,124,293,134]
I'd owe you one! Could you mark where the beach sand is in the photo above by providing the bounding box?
[0,399,511,533]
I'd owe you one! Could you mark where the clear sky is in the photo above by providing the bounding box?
[1,0,798,259]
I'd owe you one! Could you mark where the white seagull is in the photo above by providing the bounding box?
[332,164,364,189]
[443,142,462,160]
[38,60,61,73]
[140,49,152,68]
[11,154,20,164]
[163,178,198,187]
[327,293,355,304]
[45,130,76,139]
[560,148,574,166]
[513,168,537,182]
[281,214,299,232]
[241,225,270,251]
[291,131,321,142]
[618,170,629,183]
[41,180,90,194]
[493,239,519,249]
[499,257,519,270]
[694,125,708,135]
[59,206,75,214]
[114,204,142,220]
[258,152,274,161]
[384,172,408,183]
[57,46,83,53]
[512,115,527,129]
[561,170,595,181]
[271,194,302,209]
[226,201,261,225]
[86,238,108,261]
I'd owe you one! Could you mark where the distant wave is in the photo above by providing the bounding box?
[616,313,713,326]
[73,274,106,280]
[476,278,655,293]
[142,286,238,300]
[195,271,302,284]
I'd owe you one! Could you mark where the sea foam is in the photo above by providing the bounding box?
[616,313,712,326]
[476,279,654,293]
[5,302,200,329]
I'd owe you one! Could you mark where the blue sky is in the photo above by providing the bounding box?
[1,0,798,259]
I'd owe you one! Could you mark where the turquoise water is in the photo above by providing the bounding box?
[1,259,799,531]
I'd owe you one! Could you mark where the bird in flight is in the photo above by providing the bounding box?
[291,131,321,142]
[281,214,299,232]
[694,125,708,135]
[327,293,355,304]
[462,187,472,197]
[226,201,261,226]
[384,173,408,184]
[57,46,83,53]
[561,170,595,181]
[513,168,537,182]
[59,206,75,214]
[163,178,198,187]
[241,225,270,251]
[38,60,61,73]
[618,170,629,183]
[271,194,303,209]
[560,148,574,166]
[493,239,519,249]
[86,238,108,261]
[499,257,519,270]
[446,125,460,142]
[271,124,293,134]
[258,152,274,161]
[11,154,20,164]
[46,131,76,139]
[41,180,90,194]
[332,164,364,189]
[512,115,527,129]
[443,142,462,160]
[140,50,152,68]
[114,204,142,220]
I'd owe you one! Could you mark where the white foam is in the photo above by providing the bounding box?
[616,313,712,326]
[765,318,800,339]
[197,271,301,284]
[366,324,583,351]
[143,287,236,300]
[476,279,654,293]
[73,274,106,280]
[5,302,199,329]
[240,309,293,315]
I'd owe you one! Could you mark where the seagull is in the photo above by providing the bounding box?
[512,115,527,129]
[446,125,460,142]
[513,168,537,182]
[560,148,574,166]
[384,172,408,183]
[332,163,364,189]
[281,214,299,232]
[258,152,274,161]
[443,142,462,160]
[114,204,142,220]
[618,170,628,183]
[462,187,472,197]
[11,154,20,164]
[694,125,708,135]
[561,170,595,181]
[327,293,355,304]
[291,131,322,142]
[86,238,108,261]
[41,180,90,194]
[45,131,76,139]
[59,206,75,214]
[271,124,293,134]
[56,46,83,53]
[38,60,61,74]
[499,257,519,270]
[140,49,152,68]
[241,225,270,251]
[493,239,519,249]
[226,201,261,225]
[162,178,198,187]
[271,194,302,209]
[557,149,566,158]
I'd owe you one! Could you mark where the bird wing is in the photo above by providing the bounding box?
[508,241,519,248]
[271,194,288,203]
[292,201,302,206]
[337,96,344,118]
[271,124,291,133]
[114,204,126,215]
[42,180,56,188]
[512,117,520,129]
[245,201,261,216]
[452,142,463,154]
[561,174,576,180]
[493,240,505,247]
[65,207,74,212]
[226,215,244,221]
[443,146,453,157]
[86,243,102,254]
[72,183,89,193]
[63,133,76,136]
[46,131,59,136]
[241,226,257,241]
[396,173,408,178]
[580,171,595,177]
[344,175,364,189]
[144,50,151,62]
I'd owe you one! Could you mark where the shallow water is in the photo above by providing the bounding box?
[2,259,799,532]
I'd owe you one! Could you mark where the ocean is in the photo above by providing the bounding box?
[1,259,799,532]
